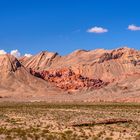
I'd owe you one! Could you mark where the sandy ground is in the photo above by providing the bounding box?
[0,102,140,139]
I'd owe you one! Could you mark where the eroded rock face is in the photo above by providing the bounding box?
[99,48,140,64]
[0,47,139,102]
[20,47,140,82]
[17,47,140,102]
[0,54,61,98]
[98,51,123,63]
[0,54,21,74]
[30,68,108,91]
[20,51,60,71]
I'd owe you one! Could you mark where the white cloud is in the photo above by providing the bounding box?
[87,26,108,33]
[0,49,32,58]
[0,50,7,55]
[10,50,21,58]
[128,24,140,31]
[24,53,32,57]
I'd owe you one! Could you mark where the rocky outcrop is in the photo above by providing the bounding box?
[98,51,123,63]
[30,68,108,91]
[99,47,140,64]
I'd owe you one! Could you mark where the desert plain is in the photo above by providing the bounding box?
[0,102,140,140]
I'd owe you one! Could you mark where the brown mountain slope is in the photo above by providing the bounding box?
[0,54,61,99]
[20,47,140,82]
[0,47,139,102]
[18,47,140,102]
[20,51,60,71]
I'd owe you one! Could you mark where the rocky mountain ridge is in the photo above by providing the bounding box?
[0,54,62,99]
[20,47,140,82]
[0,47,139,102]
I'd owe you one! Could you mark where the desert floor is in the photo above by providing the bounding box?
[0,102,140,140]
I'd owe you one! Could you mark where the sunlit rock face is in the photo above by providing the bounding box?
[3,47,138,102]
[0,54,61,98]
[20,47,140,82]
[30,68,109,91]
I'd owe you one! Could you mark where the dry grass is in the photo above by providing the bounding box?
[0,102,140,139]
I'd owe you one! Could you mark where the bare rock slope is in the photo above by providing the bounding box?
[19,47,140,102]
[0,54,61,99]
[1,47,140,102]
[20,47,140,82]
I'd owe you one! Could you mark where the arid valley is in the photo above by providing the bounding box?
[1,0,140,139]
[0,47,140,139]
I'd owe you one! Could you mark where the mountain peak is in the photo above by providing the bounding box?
[39,51,59,59]
[0,54,21,73]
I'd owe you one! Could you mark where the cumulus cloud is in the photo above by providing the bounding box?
[24,53,32,57]
[10,50,21,58]
[0,49,32,58]
[128,24,140,31]
[0,50,7,55]
[87,26,108,33]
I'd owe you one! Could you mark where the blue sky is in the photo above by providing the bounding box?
[0,0,140,56]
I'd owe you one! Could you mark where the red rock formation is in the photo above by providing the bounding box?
[30,68,108,91]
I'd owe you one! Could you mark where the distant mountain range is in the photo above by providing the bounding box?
[0,47,139,102]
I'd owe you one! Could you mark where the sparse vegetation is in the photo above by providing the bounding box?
[0,102,139,139]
